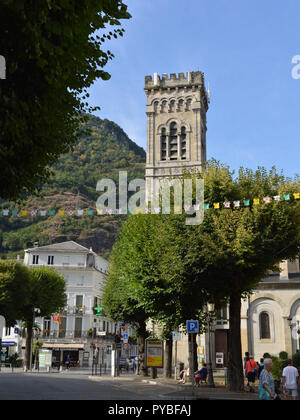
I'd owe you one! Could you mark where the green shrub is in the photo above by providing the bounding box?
[279,351,288,360]
[263,352,272,359]
[292,353,300,368]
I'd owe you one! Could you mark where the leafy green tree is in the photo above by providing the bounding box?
[0,1,130,200]
[0,260,31,326]
[187,161,300,391]
[23,267,66,370]
[103,214,211,378]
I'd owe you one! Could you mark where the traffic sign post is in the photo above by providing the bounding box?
[186,320,199,396]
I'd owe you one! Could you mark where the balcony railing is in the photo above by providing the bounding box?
[56,305,87,316]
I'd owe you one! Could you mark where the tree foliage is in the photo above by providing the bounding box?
[0,260,31,326]
[0,0,131,200]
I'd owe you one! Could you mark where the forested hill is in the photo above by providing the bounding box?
[46,114,146,201]
[0,115,146,259]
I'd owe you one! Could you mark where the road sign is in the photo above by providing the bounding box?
[186,320,199,333]
[116,343,122,350]
[122,333,128,343]
[172,331,181,341]
[123,343,129,351]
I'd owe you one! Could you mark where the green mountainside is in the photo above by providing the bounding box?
[0,115,146,259]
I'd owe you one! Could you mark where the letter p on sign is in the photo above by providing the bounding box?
[187,320,199,333]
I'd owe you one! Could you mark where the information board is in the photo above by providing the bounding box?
[146,339,164,368]
[39,349,52,368]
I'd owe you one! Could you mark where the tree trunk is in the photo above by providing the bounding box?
[137,322,148,377]
[24,321,33,370]
[163,334,173,378]
[227,291,244,391]
[188,333,197,382]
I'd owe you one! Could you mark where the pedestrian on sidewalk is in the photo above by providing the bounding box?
[282,359,299,400]
[257,358,264,379]
[245,356,258,392]
[258,358,278,400]
[66,355,71,370]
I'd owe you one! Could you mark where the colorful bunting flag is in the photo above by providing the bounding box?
[284,194,291,201]
[293,193,300,200]
[40,210,46,216]
[3,210,9,216]
[273,195,280,201]
[213,203,220,209]
[87,210,93,216]
[243,200,250,207]
[263,197,271,204]
[194,204,200,211]
[21,210,27,216]
[77,209,84,216]
[58,210,65,216]
[253,198,260,205]
[233,201,240,208]
[204,203,210,210]
[49,210,55,216]
[154,207,161,214]
[223,202,231,208]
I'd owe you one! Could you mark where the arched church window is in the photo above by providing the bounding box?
[169,122,178,160]
[154,101,159,113]
[161,128,167,161]
[169,100,175,112]
[259,312,271,339]
[161,100,167,113]
[178,99,184,112]
[186,98,192,111]
[180,126,186,160]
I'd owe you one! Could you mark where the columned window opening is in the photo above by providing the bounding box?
[169,122,178,160]
[161,128,167,161]
[181,127,186,160]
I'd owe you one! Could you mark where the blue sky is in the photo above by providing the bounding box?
[88,0,300,178]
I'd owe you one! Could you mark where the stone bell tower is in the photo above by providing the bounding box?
[144,71,209,204]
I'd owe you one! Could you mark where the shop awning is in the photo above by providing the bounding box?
[42,343,85,350]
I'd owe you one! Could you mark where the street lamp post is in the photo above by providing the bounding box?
[29,308,40,372]
[207,302,215,388]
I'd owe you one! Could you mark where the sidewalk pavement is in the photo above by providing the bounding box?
[88,373,259,400]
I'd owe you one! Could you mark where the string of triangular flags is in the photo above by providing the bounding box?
[1,193,300,218]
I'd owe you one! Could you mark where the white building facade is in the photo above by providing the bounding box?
[22,241,135,367]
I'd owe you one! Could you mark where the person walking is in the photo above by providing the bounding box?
[245,356,258,392]
[257,358,264,379]
[259,358,278,400]
[66,354,71,370]
[282,359,299,400]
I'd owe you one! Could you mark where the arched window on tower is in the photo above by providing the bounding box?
[178,99,184,112]
[161,100,167,113]
[161,128,167,161]
[169,122,178,160]
[180,126,186,160]
[186,98,192,111]
[259,312,271,339]
[169,100,175,112]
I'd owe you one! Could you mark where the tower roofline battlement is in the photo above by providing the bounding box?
[144,71,205,89]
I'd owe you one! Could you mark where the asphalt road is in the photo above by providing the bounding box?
[0,372,177,400]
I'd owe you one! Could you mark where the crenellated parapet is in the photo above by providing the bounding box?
[144,71,209,111]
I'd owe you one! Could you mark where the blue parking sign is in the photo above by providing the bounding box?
[186,320,199,333]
